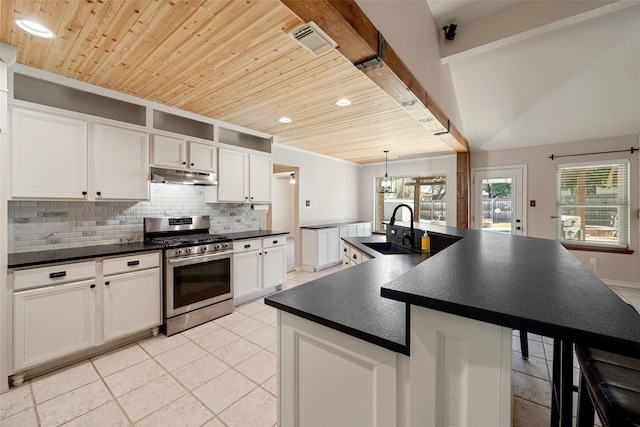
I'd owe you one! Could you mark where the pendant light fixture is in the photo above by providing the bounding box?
[380,150,395,193]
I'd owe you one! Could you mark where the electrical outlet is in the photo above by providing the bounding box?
[589,257,597,266]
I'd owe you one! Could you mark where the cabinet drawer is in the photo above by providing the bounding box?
[233,239,262,253]
[263,235,286,248]
[14,261,96,291]
[103,252,160,276]
[350,248,363,264]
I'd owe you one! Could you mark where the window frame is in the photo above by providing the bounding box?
[555,159,630,251]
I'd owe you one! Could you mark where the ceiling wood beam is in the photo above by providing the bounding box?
[281,0,469,154]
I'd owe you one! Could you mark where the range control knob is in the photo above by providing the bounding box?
[222,243,230,249]
[214,244,222,250]
[186,247,193,254]
[200,246,207,253]
[176,249,183,255]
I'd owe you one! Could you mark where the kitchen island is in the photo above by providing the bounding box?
[265,224,640,427]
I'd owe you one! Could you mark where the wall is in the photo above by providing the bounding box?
[8,183,265,253]
[356,0,462,131]
[271,172,295,235]
[357,155,458,229]
[272,144,359,226]
[471,135,639,285]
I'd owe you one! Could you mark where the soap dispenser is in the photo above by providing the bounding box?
[421,231,430,252]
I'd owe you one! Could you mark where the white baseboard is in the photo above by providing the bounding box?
[602,279,640,290]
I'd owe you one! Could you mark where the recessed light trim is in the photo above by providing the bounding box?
[278,117,292,123]
[336,98,351,107]
[15,19,55,38]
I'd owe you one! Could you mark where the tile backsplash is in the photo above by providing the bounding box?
[8,183,265,253]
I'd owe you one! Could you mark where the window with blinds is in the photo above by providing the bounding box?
[556,160,629,248]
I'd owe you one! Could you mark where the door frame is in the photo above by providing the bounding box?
[471,165,528,236]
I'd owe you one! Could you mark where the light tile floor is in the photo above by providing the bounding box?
[2,265,635,426]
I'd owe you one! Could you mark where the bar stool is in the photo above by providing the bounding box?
[520,330,529,359]
[575,344,640,427]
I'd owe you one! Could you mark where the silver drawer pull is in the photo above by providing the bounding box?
[49,271,66,279]
[244,244,251,249]
[127,260,140,267]
[273,240,278,244]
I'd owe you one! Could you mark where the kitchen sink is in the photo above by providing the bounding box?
[362,242,419,255]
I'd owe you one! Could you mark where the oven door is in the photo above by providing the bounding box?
[165,250,233,318]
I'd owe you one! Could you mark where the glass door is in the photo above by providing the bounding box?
[472,167,526,236]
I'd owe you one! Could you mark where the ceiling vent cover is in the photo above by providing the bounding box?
[289,21,338,56]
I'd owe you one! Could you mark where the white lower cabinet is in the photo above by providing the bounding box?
[233,236,287,305]
[278,311,405,427]
[10,252,161,383]
[13,279,97,372]
[103,268,161,342]
[301,228,340,272]
[342,242,372,268]
[233,240,263,301]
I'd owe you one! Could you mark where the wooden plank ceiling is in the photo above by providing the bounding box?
[0,0,455,164]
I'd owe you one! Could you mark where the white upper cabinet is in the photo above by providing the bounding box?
[11,108,88,199]
[10,107,150,201]
[91,124,149,200]
[249,153,272,203]
[151,134,216,173]
[218,147,271,203]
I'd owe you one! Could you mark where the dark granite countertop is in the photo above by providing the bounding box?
[267,225,640,357]
[8,243,163,269]
[222,230,289,241]
[8,230,289,268]
[266,234,429,354]
[300,221,371,229]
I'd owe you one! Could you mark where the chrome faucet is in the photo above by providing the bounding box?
[389,204,415,249]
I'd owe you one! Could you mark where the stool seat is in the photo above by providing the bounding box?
[575,345,640,427]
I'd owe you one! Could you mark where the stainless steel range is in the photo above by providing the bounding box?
[144,216,233,336]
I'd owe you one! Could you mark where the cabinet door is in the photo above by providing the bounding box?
[103,268,161,342]
[189,142,216,172]
[218,148,248,202]
[11,108,88,199]
[356,223,372,237]
[92,124,149,200]
[263,245,286,289]
[301,230,318,270]
[234,250,262,299]
[249,154,272,202]
[151,134,187,169]
[13,280,96,371]
[318,229,340,267]
[339,225,357,255]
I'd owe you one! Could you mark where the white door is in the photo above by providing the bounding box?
[234,250,262,299]
[189,142,216,172]
[103,268,161,342]
[91,124,149,200]
[151,134,187,169]
[218,148,248,202]
[263,245,286,288]
[11,108,88,199]
[249,154,272,202]
[13,280,96,370]
[472,166,527,236]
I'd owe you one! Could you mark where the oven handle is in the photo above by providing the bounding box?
[167,250,233,266]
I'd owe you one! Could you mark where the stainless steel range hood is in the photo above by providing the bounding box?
[150,167,218,185]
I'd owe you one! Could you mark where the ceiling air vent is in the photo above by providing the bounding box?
[289,21,338,56]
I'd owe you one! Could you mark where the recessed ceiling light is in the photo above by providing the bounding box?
[278,117,292,123]
[336,98,351,107]
[15,19,55,39]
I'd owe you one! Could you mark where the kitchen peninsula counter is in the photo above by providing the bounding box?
[265,224,640,427]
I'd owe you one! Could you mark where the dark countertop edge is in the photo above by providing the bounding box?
[300,221,372,229]
[265,297,409,355]
[223,230,289,241]
[381,272,640,358]
[8,230,289,268]
[9,243,163,269]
